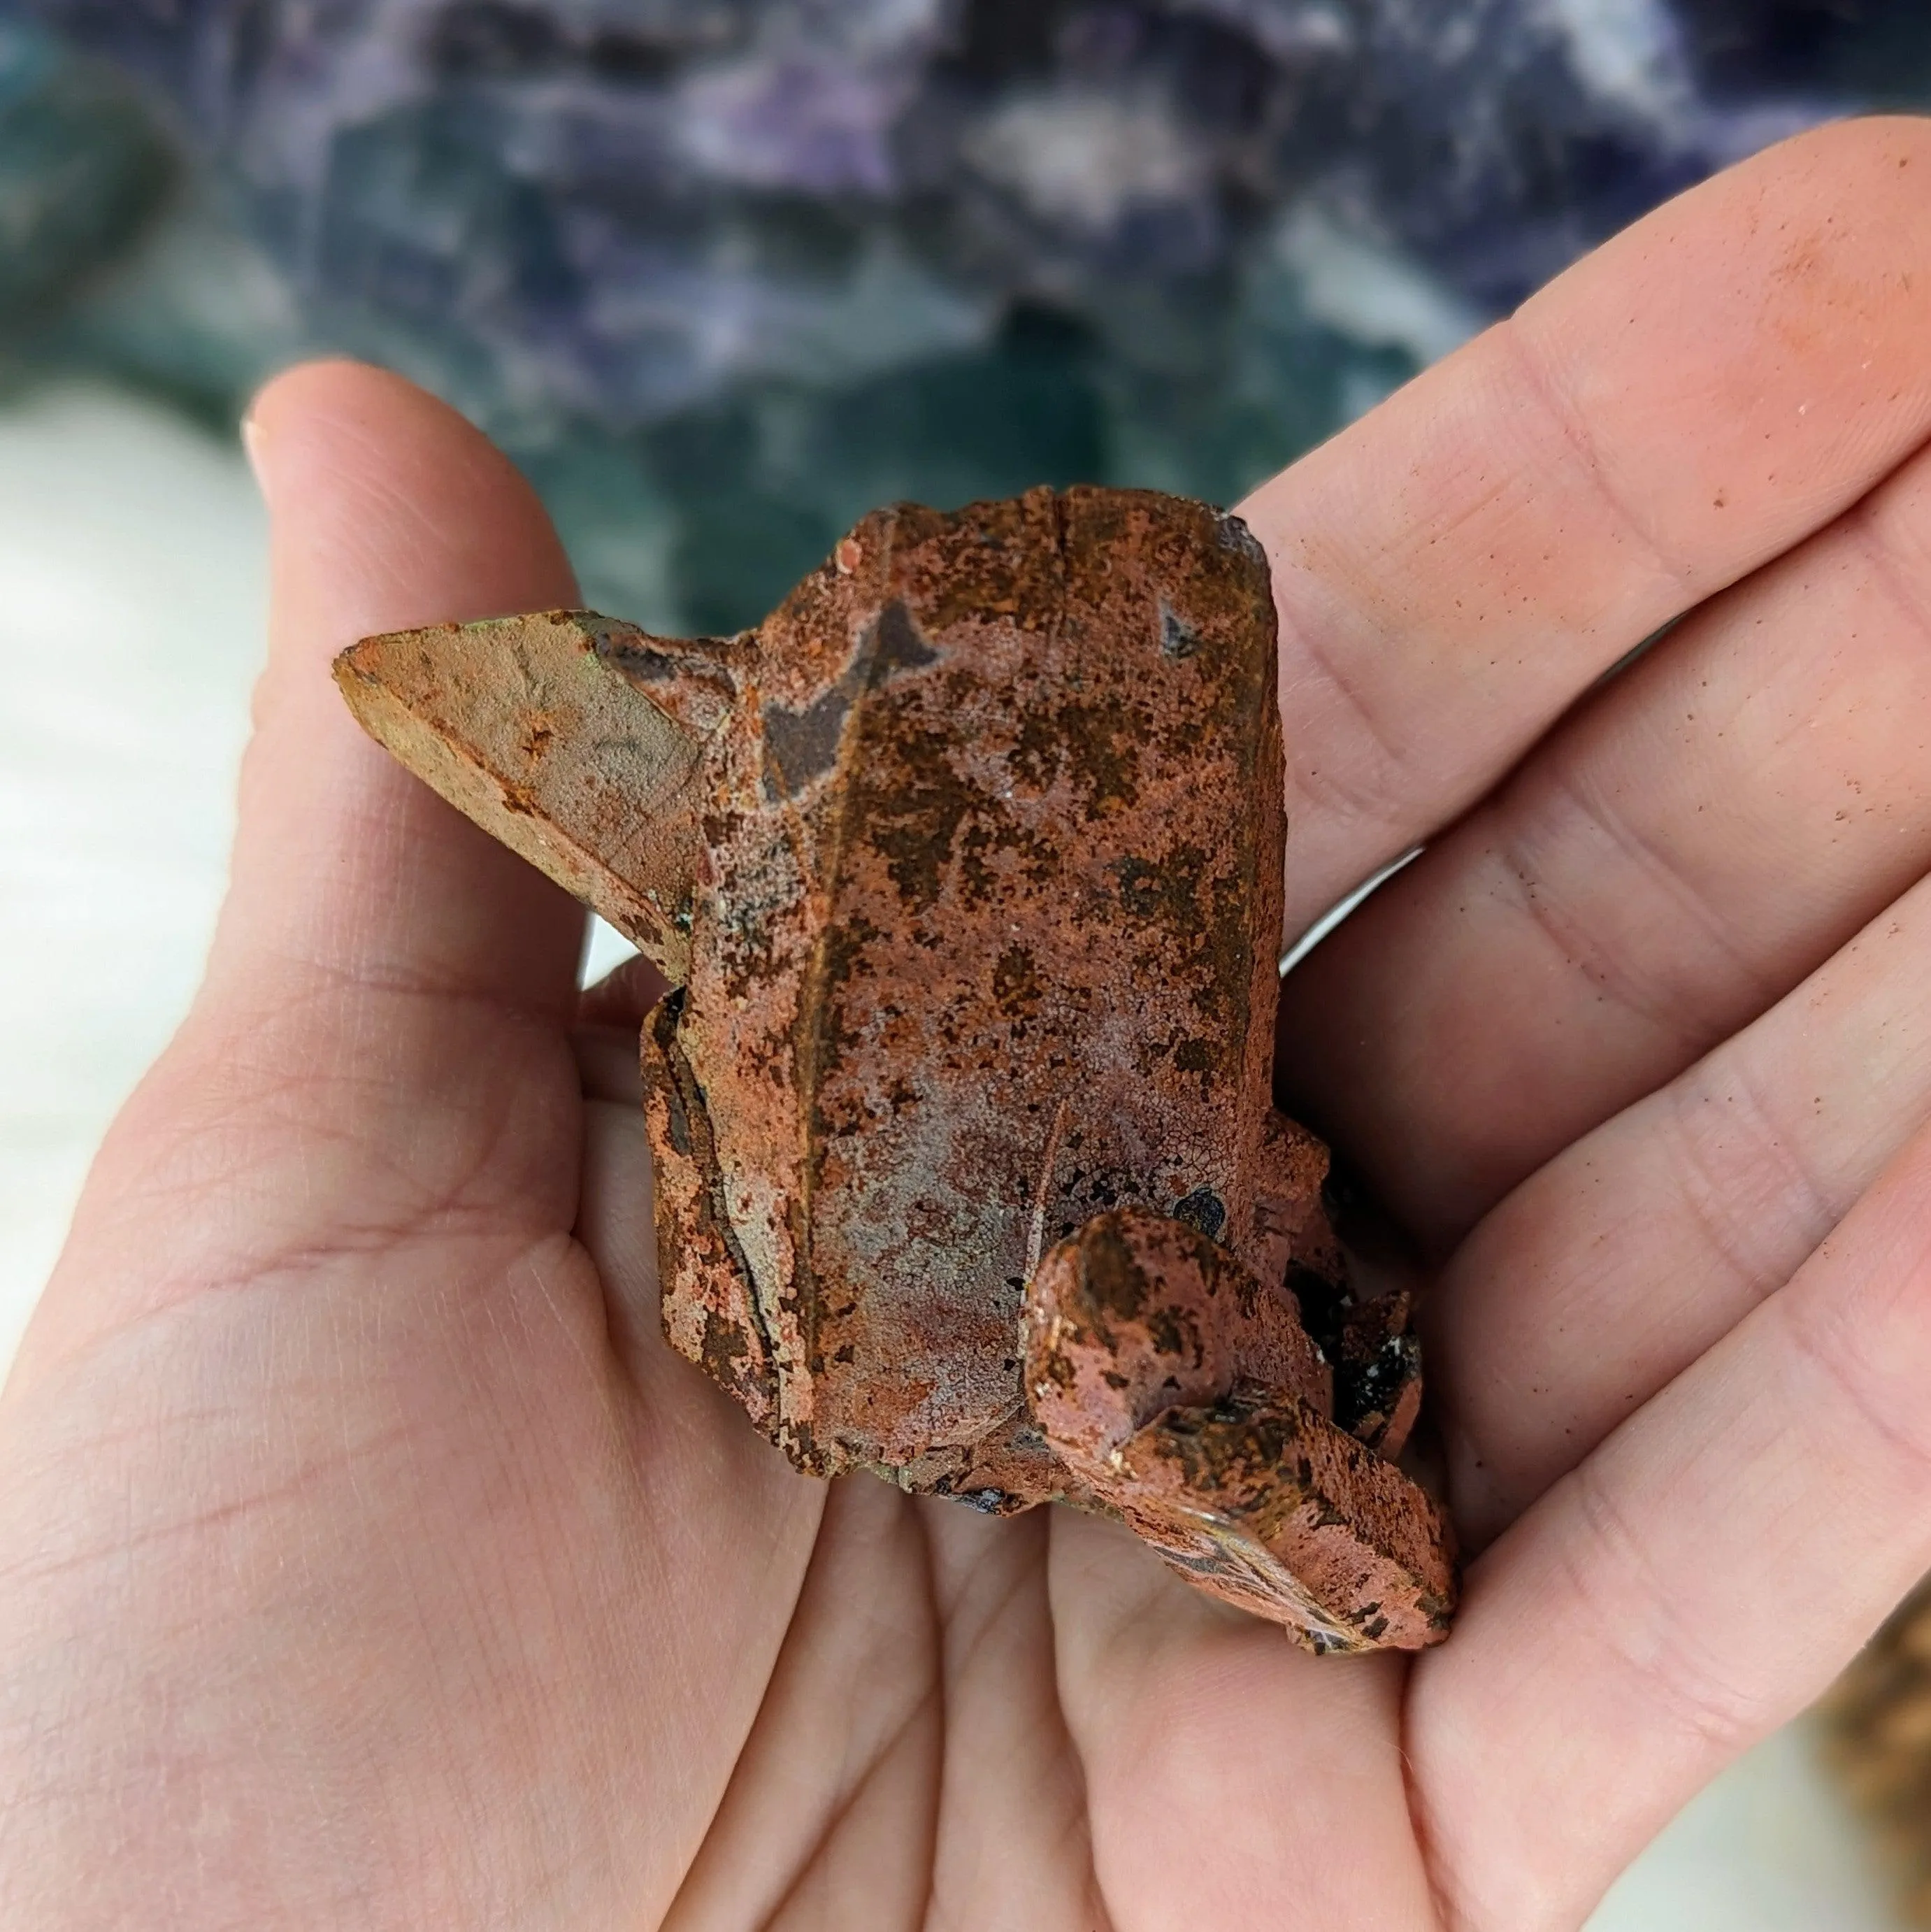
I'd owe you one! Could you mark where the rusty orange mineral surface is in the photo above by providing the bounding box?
[334,485,1456,1653]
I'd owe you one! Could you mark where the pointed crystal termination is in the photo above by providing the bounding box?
[332,608,734,982]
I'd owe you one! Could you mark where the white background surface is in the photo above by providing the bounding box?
[0,379,1902,1929]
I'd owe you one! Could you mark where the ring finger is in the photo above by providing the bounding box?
[1433,850,1931,1547]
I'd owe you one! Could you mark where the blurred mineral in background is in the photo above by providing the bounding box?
[5,2,1931,1922]
[0,0,1924,634]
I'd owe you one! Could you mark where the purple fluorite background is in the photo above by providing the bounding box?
[7,1,1928,627]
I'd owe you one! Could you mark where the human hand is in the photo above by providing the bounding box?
[6,116,1931,1932]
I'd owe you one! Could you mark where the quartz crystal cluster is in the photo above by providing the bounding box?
[336,484,1458,1652]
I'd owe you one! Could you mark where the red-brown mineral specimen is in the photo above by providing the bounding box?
[1026,1208,1451,1650]
[333,484,1456,1651]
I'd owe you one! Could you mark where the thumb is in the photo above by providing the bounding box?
[24,362,588,1364]
[207,359,584,1029]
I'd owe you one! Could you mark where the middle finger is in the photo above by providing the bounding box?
[1279,432,1931,1254]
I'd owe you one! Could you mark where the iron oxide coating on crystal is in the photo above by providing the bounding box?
[334,484,1456,1652]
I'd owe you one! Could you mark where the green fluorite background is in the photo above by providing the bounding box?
[0,20,1417,636]
[3,4,1930,633]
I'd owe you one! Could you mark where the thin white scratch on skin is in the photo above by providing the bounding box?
[1026,1096,1071,1280]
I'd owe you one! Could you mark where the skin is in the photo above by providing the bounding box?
[3,115,1931,1930]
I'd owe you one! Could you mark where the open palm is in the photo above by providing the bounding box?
[8,119,1931,1931]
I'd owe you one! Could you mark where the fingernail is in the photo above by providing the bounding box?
[241,413,266,491]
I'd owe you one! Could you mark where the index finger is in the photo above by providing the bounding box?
[1240,115,1931,934]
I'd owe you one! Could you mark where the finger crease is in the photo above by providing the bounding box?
[1497,314,1691,598]
[254,944,569,1033]
[1780,1289,1931,1500]
[1849,496,1931,667]
[1662,1061,1842,1303]
[1562,1459,1771,1754]
[1278,584,1432,838]
[1493,761,1771,1047]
